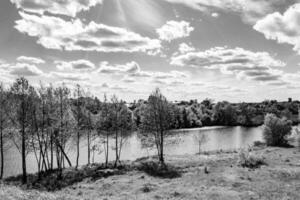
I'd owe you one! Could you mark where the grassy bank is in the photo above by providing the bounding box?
[1,146,300,200]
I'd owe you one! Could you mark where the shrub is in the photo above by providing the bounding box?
[263,113,292,147]
[137,161,181,178]
[237,148,266,169]
[253,141,266,147]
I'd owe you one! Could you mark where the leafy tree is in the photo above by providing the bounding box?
[263,113,292,146]
[140,88,174,164]
[10,77,35,184]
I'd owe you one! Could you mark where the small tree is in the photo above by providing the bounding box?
[263,113,292,147]
[140,88,174,164]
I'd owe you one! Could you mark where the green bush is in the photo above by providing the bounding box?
[263,113,292,147]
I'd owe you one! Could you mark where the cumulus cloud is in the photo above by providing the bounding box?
[17,56,45,64]
[98,61,188,83]
[171,47,286,83]
[178,43,195,54]
[98,61,140,74]
[50,72,89,81]
[164,0,299,23]
[11,0,103,17]
[254,3,300,54]
[211,12,219,18]
[55,59,95,71]
[156,21,194,42]
[10,63,44,76]
[15,12,161,54]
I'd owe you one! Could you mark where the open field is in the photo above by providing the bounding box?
[1,146,300,200]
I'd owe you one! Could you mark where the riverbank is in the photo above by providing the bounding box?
[1,146,300,200]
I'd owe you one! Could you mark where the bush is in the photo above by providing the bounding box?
[253,141,266,147]
[237,148,266,169]
[137,161,181,178]
[263,114,292,147]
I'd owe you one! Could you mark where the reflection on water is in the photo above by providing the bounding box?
[1,126,267,177]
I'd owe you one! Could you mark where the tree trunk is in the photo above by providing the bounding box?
[87,130,90,165]
[76,130,80,169]
[159,130,164,164]
[114,131,118,168]
[22,128,27,184]
[0,127,4,179]
[105,133,109,167]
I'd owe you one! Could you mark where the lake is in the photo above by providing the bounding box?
[0,125,293,178]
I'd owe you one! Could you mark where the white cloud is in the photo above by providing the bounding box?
[171,47,286,84]
[178,43,195,54]
[49,72,89,81]
[98,61,140,74]
[254,3,300,54]
[10,63,44,76]
[98,61,188,83]
[11,0,103,17]
[15,12,161,54]
[17,56,45,64]
[156,20,194,42]
[55,59,95,71]
[211,12,219,18]
[164,0,299,23]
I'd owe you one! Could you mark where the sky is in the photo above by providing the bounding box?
[1,0,300,102]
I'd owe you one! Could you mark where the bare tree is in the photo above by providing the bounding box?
[140,88,175,164]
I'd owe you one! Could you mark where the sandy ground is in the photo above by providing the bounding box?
[1,147,300,200]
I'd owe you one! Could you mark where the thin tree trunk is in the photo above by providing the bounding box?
[76,130,80,169]
[160,130,164,164]
[105,133,109,167]
[114,130,118,167]
[87,130,90,165]
[0,127,4,179]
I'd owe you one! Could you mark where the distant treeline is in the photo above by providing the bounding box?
[129,99,299,128]
[82,94,300,128]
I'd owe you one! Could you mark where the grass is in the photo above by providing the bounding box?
[2,147,300,199]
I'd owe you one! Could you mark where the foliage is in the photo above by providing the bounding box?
[139,88,175,163]
[237,148,266,169]
[137,161,181,179]
[263,113,292,147]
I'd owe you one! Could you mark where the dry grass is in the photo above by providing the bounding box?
[1,147,300,200]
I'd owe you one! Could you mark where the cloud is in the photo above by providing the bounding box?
[98,61,140,74]
[254,3,300,54]
[55,59,95,71]
[171,47,286,83]
[164,0,299,23]
[49,72,89,81]
[211,12,219,18]
[11,0,103,17]
[10,63,44,76]
[156,20,194,42]
[178,43,195,54]
[17,56,45,64]
[15,12,161,54]
[98,61,189,83]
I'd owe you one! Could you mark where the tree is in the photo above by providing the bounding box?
[10,77,34,184]
[263,113,292,146]
[54,85,73,177]
[0,83,9,179]
[140,88,174,164]
[72,84,85,169]
[97,94,112,167]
